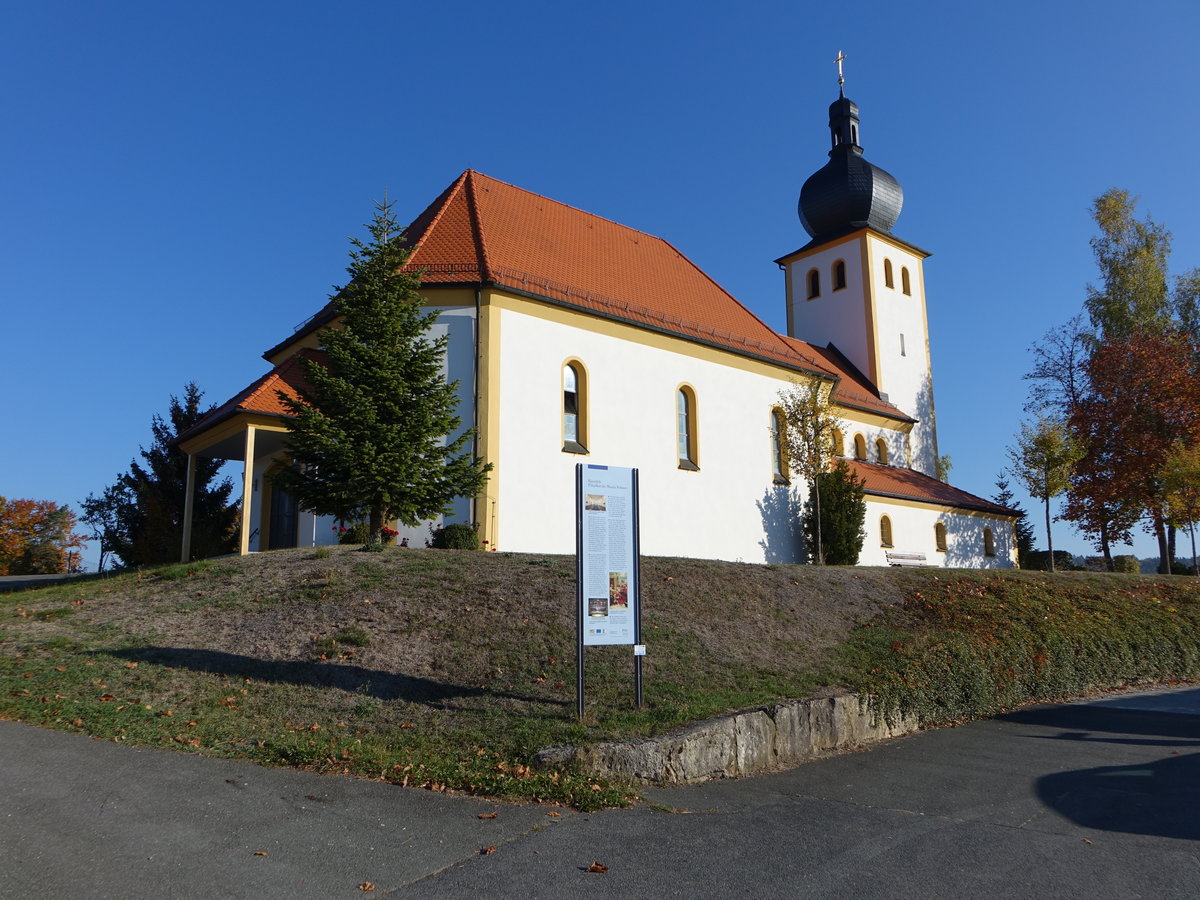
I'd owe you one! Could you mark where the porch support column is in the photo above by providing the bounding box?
[180,453,197,562]
[239,425,257,555]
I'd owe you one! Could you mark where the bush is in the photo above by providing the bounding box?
[429,522,479,550]
[1113,554,1140,574]
[337,523,370,545]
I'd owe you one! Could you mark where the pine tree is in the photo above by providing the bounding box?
[274,198,491,545]
[801,459,865,565]
[85,384,238,567]
[990,476,1035,568]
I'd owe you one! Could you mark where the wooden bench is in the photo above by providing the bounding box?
[886,551,929,567]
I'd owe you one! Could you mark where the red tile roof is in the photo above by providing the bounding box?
[843,460,1016,517]
[268,170,909,421]
[176,349,322,445]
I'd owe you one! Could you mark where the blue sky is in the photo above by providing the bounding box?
[3,1,1197,569]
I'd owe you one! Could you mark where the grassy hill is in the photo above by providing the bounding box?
[3,547,1198,809]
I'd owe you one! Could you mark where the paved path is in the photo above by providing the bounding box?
[4,686,1200,898]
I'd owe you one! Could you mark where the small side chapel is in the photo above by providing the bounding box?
[177,75,1017,568]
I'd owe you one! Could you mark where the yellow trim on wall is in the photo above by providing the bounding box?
[239,426,257,556]
[860,236,880,388]
[179,415,290,457]
[864,493,1019,521]
[476,290,502,549]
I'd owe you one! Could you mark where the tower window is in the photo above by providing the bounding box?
[884,258,894,289]
[853,433,867,461]
[880,515,893,548]
[806,268,821,300]
[875,438,889,465]
[984,527,996,558]
[935,522,948,552]
[900,333,906,357]
[677,385,699,470]
[833,260,847,291]
[831,428,844,457]
[901,267,912,296]
[562,361,587,454]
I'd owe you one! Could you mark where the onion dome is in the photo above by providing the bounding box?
[799,89,903,241]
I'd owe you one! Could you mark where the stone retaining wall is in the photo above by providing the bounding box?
[536,693,918,785]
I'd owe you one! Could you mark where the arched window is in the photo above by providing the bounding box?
[875,438,889,465]
[901,267,912,296]
[562,361,587,453]
[984,527,995,558]
[806,268,821,300]
[935,522,948,552]
[853,433,867,461]
[831,428,844,457]
[770,408,788,482]
[883,258,894,289]
[833,260,847,291]
[677,385,699,470]
[880,515,893,548]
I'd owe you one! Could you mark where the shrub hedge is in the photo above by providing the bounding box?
[836,572,1200,728]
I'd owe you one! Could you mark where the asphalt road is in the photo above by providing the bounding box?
[3,686,1199,898]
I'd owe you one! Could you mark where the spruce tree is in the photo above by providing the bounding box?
[85,384,238,567]
[801,459,866,565]
[274,199,490,545]
[991,475,1036,568]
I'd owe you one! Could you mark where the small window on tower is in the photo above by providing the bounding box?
[935,522,948,552]
[884,258,894,288]
[833,260,847,291]
[900,333,906,357]
[854,434,867,461]
[984,527,996,558]
[876,438,889,466]
[807,268,821,300]
[880,515,893,548]
[901,267,912,296]
[831,428,844,457]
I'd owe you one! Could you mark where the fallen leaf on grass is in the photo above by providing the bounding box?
[480,846,497,855]
[253,851,268,857]
[477,812,498,819]
[585,861,609,873]
[546,811,561,817]
[358,883,375,892]
[99,694,115,702]
[124,662,138,669]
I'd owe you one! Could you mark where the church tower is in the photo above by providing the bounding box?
[776,61,939,476]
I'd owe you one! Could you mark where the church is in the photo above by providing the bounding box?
[177,80,1017,568]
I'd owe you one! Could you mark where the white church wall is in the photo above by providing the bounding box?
[493,302,809,563]
[786,236,871,377]
[864,235,937,476]
[860,498,1016,568]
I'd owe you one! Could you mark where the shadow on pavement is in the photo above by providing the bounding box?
[1036,750,1200,840]
[94,646,563,708]
[997,700,1200,742]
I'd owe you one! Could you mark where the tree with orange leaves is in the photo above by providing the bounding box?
[0,497,87,575]
[1068,329,1200,573]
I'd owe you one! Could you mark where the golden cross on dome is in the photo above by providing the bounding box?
[835,50,846,87]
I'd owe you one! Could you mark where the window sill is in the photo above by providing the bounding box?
[562,441,588,455]
[881,543,894,549]
[678,460,700,472]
